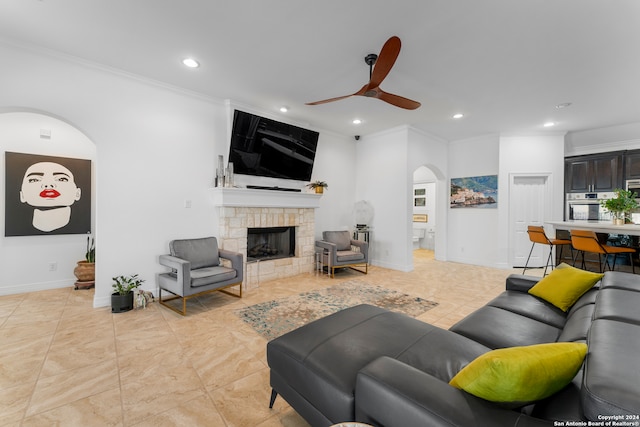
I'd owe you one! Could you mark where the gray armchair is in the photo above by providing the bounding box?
[158,237,243,315]
[316,230,369,277]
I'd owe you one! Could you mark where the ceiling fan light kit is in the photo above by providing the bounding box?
[307,36,421,110]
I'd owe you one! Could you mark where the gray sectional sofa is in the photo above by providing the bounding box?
[266,271,640,426]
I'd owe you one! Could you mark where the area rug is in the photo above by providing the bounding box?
[234,280,438,340]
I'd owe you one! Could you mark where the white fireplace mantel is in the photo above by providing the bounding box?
[209,187,322,209]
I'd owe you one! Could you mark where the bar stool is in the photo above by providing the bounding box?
[570,229,635,273]
[522,225,572,276]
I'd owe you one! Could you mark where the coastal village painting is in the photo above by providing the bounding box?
[450,175,498,208]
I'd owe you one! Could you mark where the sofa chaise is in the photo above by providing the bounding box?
[266,268,640,426]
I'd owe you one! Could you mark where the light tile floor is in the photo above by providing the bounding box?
[0,250,542,426]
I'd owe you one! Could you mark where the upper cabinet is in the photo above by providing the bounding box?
[565,152,623,193]
[624,149,640,180]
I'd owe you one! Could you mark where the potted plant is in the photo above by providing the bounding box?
[307,180,328,194]
[73,235,95,289]
[601,188,639,225]
[111,274,145,313]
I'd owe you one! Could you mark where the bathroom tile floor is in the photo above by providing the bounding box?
[0,250,542,426]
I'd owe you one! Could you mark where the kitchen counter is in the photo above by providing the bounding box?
[546,220,640,235]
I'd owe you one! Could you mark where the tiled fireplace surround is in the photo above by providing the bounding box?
[211,188,321,289]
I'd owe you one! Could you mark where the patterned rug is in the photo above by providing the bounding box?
[234,280,438,340]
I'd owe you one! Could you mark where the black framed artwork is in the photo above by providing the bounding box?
[5,152,92,236]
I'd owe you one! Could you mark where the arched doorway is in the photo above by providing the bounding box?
[412,165,437,255]
[0,110,97,295]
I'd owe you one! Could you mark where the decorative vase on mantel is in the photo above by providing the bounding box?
[73,260,95,290]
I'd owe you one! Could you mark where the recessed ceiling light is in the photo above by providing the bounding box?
[182,58,200,68]
[452,113,464,119]
[352,119,362,125]
[543,122,556,127]
[555,102,572,109]
[280,106,289,113]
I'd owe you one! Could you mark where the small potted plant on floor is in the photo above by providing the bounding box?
[73,235,95,289]
[601,188,639,225]
[307,180,328,194]
[111,274,144,313]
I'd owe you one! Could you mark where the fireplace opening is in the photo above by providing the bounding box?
[247,226,295,261]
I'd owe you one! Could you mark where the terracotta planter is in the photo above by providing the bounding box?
[73,261,95,289]
[111,292,134,313]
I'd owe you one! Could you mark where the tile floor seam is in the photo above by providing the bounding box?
[20,289,69,424]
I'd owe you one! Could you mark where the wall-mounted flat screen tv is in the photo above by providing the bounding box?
[228,110,320,182]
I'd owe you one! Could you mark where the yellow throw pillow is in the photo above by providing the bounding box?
[449,342,587,406]
[527,263,603,311]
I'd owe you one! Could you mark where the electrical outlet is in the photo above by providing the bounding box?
[48,262,57,272]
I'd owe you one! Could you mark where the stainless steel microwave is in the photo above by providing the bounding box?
[626,179,640,196]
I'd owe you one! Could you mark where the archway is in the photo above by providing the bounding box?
[412,165,437,255]
[0,110,97,295]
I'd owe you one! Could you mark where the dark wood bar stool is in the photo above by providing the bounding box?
[570,229,635,273]
[522,225,572,276]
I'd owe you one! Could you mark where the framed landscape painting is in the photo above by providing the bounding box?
[450,175,498,208]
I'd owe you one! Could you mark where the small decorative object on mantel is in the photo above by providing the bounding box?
[111,274,145,313]
[600,188,639,225]
[73,234,95,290]
[307,180,328,194]
[214,155,235,188]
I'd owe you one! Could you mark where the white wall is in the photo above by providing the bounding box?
[308,132,357,237]
[496,133,566,268]
[447,134,500,266]
[355,127,410,271]
[0,41,356,305]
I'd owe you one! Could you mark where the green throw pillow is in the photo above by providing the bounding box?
[527,263,603,311]
[449,342,587,406]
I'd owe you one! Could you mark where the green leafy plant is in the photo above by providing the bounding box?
[112,274,144,295]
[85,235,95,263]
[306,180,328,190]
[601,188,639,219]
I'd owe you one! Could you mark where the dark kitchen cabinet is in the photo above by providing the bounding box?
[565,152,623,193]
[624,150,640,180]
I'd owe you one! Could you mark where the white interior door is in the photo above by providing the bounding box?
[510,175,550,268]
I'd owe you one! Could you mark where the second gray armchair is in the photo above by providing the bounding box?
[316,230,369,277]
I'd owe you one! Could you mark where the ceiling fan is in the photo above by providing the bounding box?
[306,36,421,110]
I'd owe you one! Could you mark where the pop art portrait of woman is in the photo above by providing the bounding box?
[5,152,91,236]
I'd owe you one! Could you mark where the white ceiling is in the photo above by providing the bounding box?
[1,0,639,141]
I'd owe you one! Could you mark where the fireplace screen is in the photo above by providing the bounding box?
[247,226,295,261]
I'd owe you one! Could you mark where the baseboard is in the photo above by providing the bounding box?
[370,259,413,272]
[0,279,75,296]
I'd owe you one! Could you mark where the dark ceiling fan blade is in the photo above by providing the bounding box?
[305,94,355,105]
[306,84,369,105]
[368,36,401,88]
[377,90,421,110]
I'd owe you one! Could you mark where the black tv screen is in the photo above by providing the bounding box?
[228,110,319,182]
